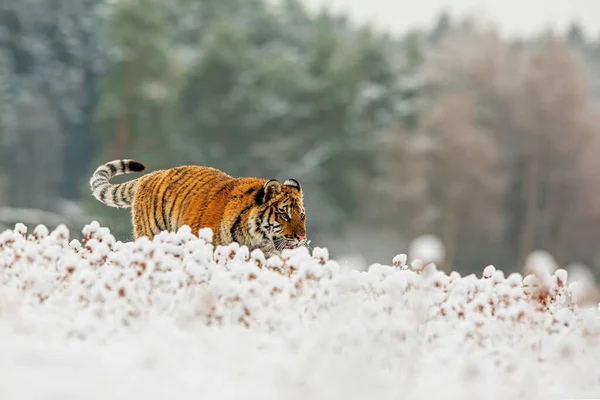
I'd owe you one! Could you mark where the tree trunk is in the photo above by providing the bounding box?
[518,153,539,269]
[552,205,573,264]
[0,174,5,206]
[442,186,460,272]
[111,60,136,159]
[112,112,130,159]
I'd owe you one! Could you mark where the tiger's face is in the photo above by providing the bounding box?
[256,178,308,253]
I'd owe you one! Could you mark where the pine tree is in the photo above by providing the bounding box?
[567,21,585,47]
[95,0,178,166]
[0,0,110,200]
[0,72,5,206]
[430,10,451,44]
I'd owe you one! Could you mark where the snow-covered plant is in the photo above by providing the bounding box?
[0,222,600,399]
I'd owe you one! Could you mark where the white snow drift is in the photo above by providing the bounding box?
[0,222,599,400]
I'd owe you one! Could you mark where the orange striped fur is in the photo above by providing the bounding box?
[90,160,308,257]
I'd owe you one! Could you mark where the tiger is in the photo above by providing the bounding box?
[89,159,308,257]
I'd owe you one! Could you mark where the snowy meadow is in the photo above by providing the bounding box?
[0,222,599,400]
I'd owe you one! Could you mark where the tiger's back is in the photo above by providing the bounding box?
[90,160,308,256]
[133,165,262,243]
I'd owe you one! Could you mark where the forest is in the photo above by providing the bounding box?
[1,0,600,275]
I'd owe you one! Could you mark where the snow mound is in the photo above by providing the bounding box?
[0,222,600,400]
[408,234,445,265]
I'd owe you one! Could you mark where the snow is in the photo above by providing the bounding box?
[408,234,445,265]
[524,249,558,276]
[1,222,600,399]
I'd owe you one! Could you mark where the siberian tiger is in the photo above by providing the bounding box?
[89,159,308,257]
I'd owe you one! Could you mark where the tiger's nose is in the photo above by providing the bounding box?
[296,234,306,241]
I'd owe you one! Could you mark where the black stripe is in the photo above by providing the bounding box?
[164,170,192,227]
[120,160,127,173]
[230,205,253,242]
[154,172,169,230]
[96,170,109,178]
[128,160,146,172]
[111,185,119,206]
[151,176,162,231]
[107,163,117,175]
[91,179,105,190]
[266,207,274,224]
[254,185,266,205]
[202,183,231,241]
[173,177,201,228]
[142,199,152,239]
[258,207,272,234]
[172,171,212,228]
[139,187,152,238]
[144,180,158,234]
[161,169,187,231]
[148,173,166,233]
[100,187,109,203]
[255,209,266,227]
[114,184,122,206]
[118,183,128,206]
[128,181,137,200]
[171,171,199,227]
[212,183,230,200]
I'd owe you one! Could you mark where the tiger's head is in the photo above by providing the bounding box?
[254,178,308,254]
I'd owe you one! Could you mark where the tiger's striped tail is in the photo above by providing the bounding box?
[90,159,146,208]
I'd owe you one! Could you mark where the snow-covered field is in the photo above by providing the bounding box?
[1,222,599,400]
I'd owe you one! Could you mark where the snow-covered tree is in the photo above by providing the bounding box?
[0,0,111,200]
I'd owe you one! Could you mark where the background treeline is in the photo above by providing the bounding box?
[1,0,600,276]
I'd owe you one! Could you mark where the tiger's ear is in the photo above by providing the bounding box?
[262,179,282,203]
[283,178,301,190]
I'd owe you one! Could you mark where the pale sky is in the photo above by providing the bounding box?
[300,0,600,39]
